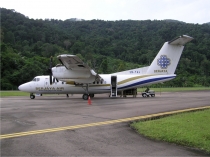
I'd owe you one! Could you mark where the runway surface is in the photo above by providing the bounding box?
[1,91,210,156]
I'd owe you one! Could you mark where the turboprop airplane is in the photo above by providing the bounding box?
[18,35,193,100]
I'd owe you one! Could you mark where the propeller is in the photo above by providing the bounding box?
[53,77,59,83]
[48,56,59,85]
[49,56,53,85]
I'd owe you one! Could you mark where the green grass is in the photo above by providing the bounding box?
[138,87,210,92]
[0,91,29,97]
[0,91,56,97]
[131,109,210,153]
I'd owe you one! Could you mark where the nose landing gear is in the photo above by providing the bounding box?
[30,93,35,99]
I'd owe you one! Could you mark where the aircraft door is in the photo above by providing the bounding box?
[110,76,117,97]
[44,78,49,87]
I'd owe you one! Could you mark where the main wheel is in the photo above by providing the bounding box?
[89,94,94,98]
[30,94,35,99]
[151,94,155,97]
[82,94,89,100]
[142,93,147,97]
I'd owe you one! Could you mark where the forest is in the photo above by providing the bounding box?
[1,8,210,90]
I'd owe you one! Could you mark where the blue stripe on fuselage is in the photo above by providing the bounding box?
[118,76,175,90]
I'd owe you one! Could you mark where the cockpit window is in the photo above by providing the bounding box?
[32,78,40,81]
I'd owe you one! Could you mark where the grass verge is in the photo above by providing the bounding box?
[0,91,29,97]
[131,109,210,154]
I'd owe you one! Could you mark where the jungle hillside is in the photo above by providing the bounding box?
[0,8,210,90]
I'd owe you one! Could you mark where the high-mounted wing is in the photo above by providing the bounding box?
[57,54,91,70]
[52,54,102,83]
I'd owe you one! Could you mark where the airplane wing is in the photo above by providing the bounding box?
[57,54,91,70]
[56,54,102,82]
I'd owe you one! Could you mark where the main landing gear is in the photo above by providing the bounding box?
[82,94,94,100]
[81,83,95,100]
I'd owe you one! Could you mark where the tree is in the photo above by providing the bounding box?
[63,39,71,50]
[4,31,15,44]
[99,58,108,73]
[1,8,210,88]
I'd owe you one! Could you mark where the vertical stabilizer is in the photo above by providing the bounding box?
[146,35,193,75]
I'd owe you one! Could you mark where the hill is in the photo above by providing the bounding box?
[0,8,210,90]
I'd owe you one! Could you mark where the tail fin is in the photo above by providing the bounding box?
[146,35,193,75]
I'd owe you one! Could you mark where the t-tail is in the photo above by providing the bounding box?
[146,35,193,75]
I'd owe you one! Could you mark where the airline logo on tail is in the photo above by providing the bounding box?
[157,55,171,69]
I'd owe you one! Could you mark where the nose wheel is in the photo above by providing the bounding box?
[30,94,35,99]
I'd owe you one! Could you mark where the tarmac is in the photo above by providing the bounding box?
[1,91,210,156]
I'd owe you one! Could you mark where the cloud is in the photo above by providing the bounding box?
[0,0,209,23]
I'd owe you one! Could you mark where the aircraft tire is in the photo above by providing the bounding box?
[142,93,147,97]
[82,94,89,100]
[30,95,35,99]
[89,94,94,98]
[151,94,155,97]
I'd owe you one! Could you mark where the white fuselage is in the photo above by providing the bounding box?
[18,35,194,98]
[18,74,176,95]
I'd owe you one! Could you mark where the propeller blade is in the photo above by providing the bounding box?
[50,56,52,68]
[49,56,53,85]
[50,74,52,85]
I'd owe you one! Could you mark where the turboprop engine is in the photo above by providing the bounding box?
[51,65,96,83]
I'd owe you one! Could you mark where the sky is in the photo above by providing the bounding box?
[1,0,210,24]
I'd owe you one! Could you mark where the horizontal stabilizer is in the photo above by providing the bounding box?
[168,35,193,45]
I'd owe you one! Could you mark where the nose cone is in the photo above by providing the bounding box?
[18,83,31,92]
[18,84,24,91]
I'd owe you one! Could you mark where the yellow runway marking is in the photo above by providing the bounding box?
[1,106,209,139]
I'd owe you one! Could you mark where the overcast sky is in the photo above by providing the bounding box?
[1,0,210,24]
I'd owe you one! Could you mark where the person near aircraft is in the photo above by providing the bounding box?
[145,87,150,93]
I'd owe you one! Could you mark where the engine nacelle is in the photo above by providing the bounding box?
[51,66,95,83]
